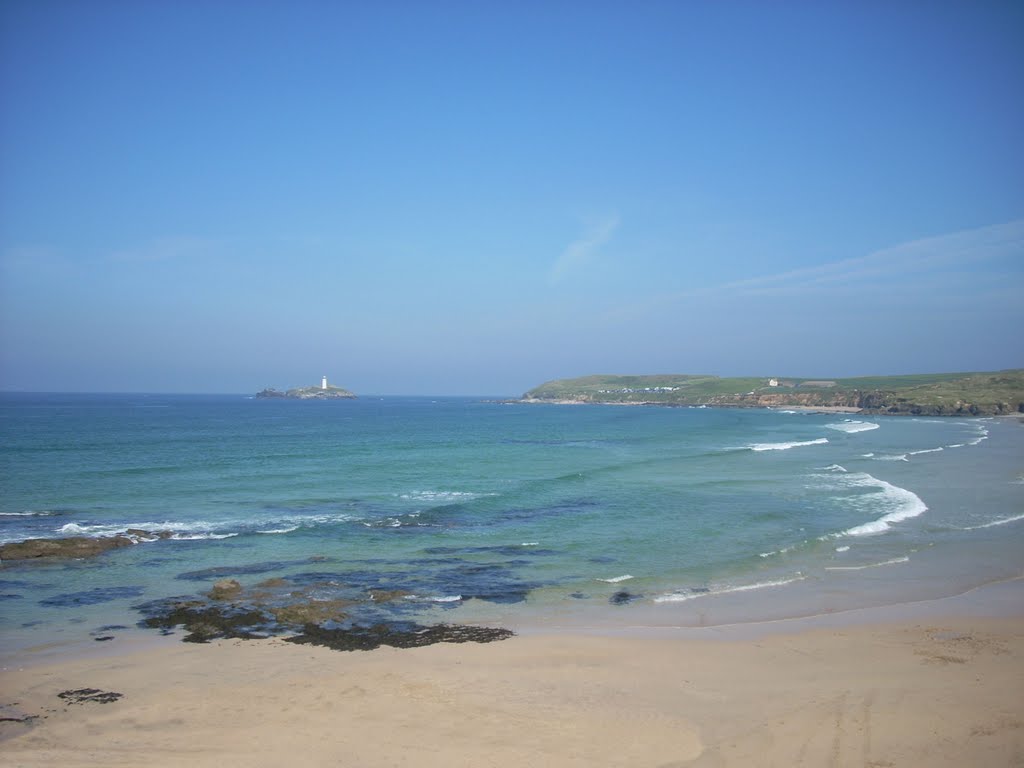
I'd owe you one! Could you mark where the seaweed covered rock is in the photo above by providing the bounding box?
[135,593,514,651]
[208,579,244,600]
[136,598,273,643]
[285,622,514,652]
[268,598,353,626]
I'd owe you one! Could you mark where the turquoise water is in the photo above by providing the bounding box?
[2,394,1022,652]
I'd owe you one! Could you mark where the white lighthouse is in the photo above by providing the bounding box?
[321,375,328,390]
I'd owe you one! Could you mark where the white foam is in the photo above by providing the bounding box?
[835,545,850,552]
[58,522,123,536]
[404,594,463,603]
[946,443,966,449]
[872,454,909,462]
[256,526,299,535]
[171,532,239,540]
[0,510,55,517]
[835,473,928,537]
[825,421,880,434]
[960,513,1024,531]
[908,447,944,455]
[747,437,829,452]
[654,575,805,603]
[967,436,988,446]
[759,543,799,558]
[521,542,539,546]
[821,464,848,473]
[825,556,909,571]
[363,518,403,528]
[398,490,493,502]
[598,574,634,583]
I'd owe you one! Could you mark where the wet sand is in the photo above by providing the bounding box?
[2,583,1022,767]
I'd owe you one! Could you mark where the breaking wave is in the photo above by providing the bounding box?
[832,474,929,537]
[746,437,829,452]
[825,556,910,571]
[825,421,879,434]
[654,575,805,603]
[959,513,1024,531]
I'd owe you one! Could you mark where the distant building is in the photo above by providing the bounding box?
[768,378,779,387]
[321,376,328,390]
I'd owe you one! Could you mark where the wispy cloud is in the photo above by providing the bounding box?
[548,214,620,284]
[711,219,1024,297]
[107,236,228,264]
[605,219,1024,324]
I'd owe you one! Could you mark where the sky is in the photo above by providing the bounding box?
[1,0,1022,395]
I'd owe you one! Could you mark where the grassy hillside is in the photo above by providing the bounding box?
[522,370,1024,416]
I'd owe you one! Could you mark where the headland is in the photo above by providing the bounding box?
[521,369,1024,416]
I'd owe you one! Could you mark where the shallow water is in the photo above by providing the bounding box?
[2,394,1022,655]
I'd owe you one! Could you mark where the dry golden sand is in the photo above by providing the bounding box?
[2,611,1023,767]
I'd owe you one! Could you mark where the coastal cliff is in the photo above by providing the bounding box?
[521,371,1024,416]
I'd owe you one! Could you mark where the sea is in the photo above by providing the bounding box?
[2,393,1023,658]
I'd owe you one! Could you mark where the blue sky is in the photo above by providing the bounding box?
[1,1,1022,395]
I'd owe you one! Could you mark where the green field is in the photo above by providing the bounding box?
[522,370,1024,416]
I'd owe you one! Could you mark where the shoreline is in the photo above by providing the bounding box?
[2,578,1021,766]
[514,398,1024,418]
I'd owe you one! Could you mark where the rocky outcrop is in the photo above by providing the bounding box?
[256,385,356,400]
[255,388,288,398]
[268,599,354,626]
[57,688,124,705]
[284,622,514,652]
[136,591,513,650]
[207,579,244,601]
[0,530,172,561]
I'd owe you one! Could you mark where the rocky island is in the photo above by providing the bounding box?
[520,370,1024,417]
[256,376,356,400]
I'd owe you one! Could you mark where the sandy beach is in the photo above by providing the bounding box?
[3,583,1022,768]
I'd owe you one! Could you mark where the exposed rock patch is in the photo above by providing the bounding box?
[208,579,244,600]
[135,579,514,651]
[57,689,123,705]
[285,622,514,652]
[0,530,173,561]
[268,598,354,626]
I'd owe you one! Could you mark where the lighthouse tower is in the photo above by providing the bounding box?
[321,375,328,390]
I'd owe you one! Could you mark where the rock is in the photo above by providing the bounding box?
[57,688,123,705]
[134,594,515,651]
[268,599,353,626]
[609,590,640,605]
[208,579,243,600]
[257,385,357,400]
[136,598,271,643]
[284,622,514,652]
[255,577,291,589]
[0,529,174,561]
[0,536,134,561]
[255,388,287,398]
